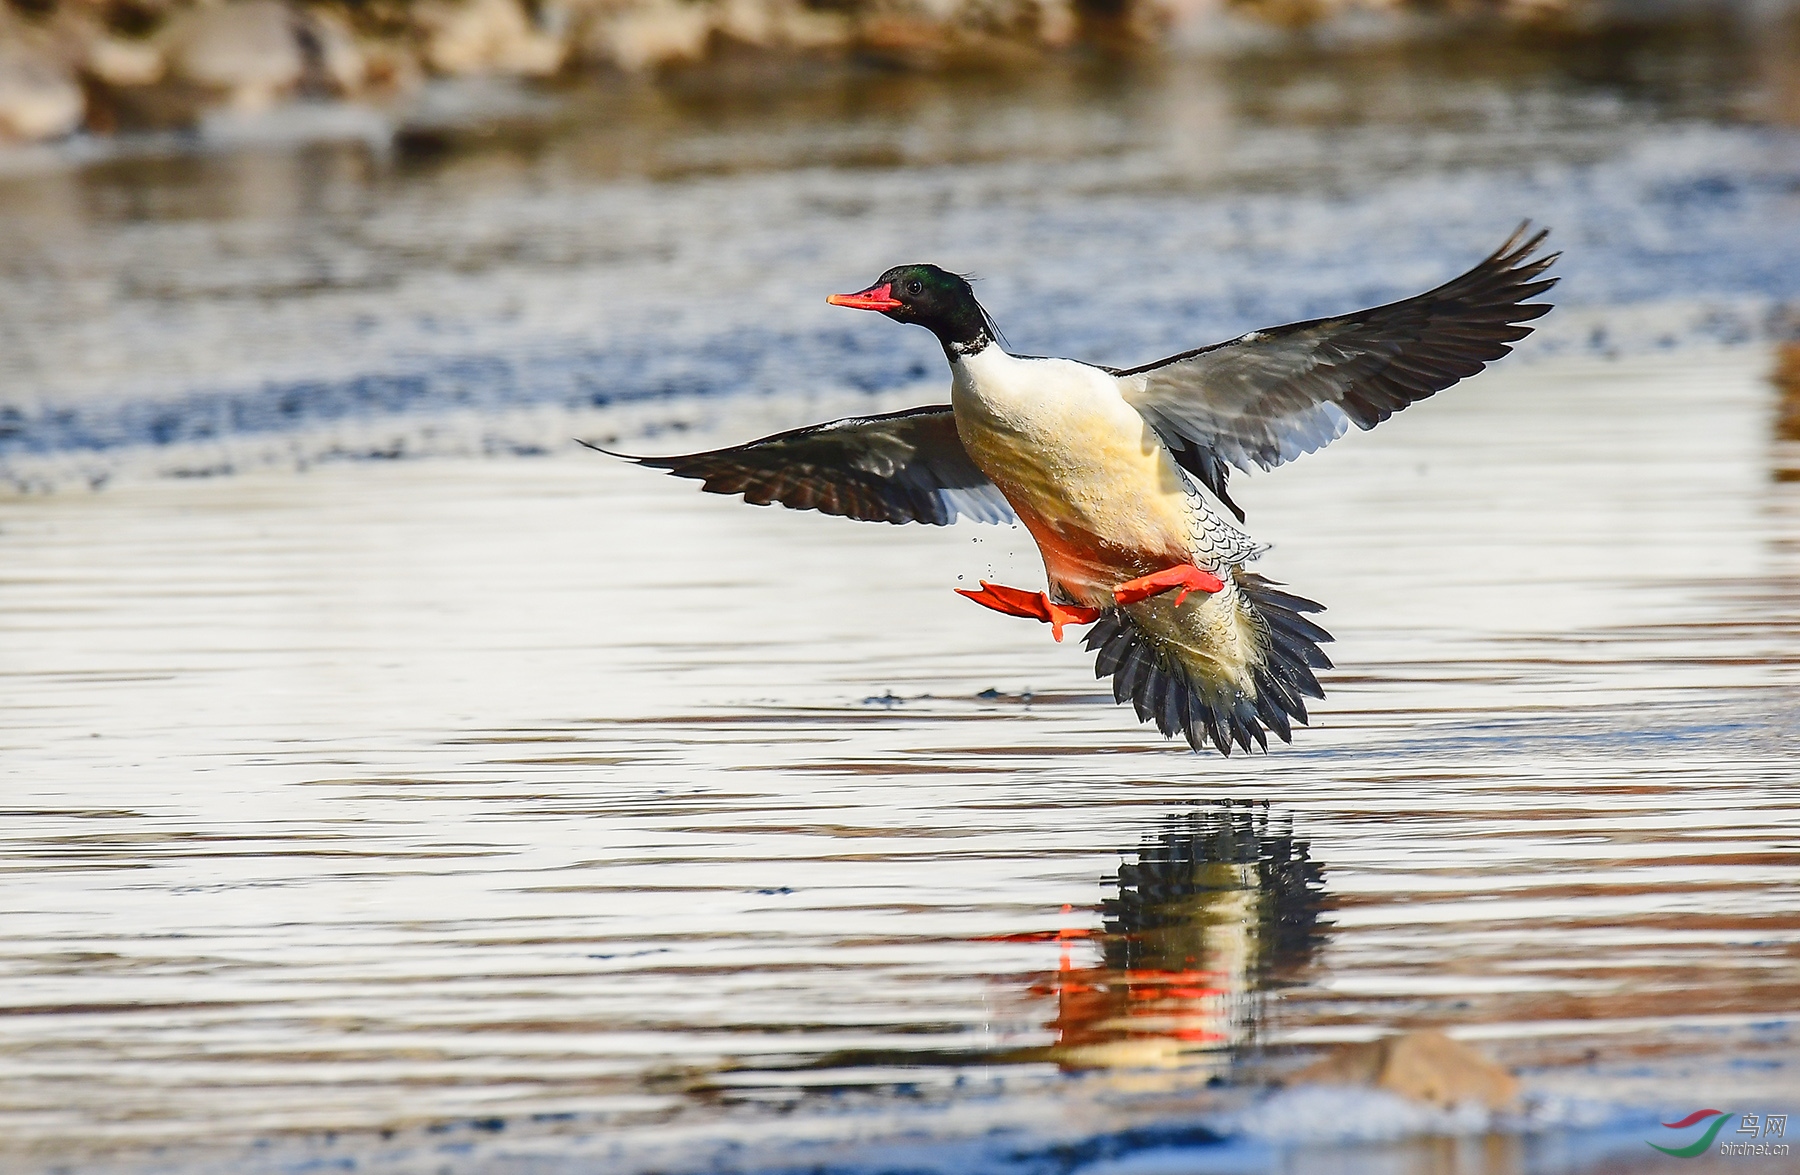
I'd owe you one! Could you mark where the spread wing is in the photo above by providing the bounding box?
[586,404,1014,525]
[1115,225,1558,514]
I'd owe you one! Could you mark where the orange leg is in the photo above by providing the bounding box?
[955,581,1101,642]
[1113,565,1225,608]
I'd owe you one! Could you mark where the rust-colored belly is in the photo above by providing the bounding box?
[971,434,1197,609]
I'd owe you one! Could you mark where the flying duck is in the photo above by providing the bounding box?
[594,226,1557,755]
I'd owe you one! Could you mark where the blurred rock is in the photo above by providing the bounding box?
[160,0,306,108]
[1759,9,1800,128]
[1036,0,1079,46]
[417,0,566,77]
[84,33,165,86]
[304,9,366,93]
[703,0,854,55]
[1289,1030,1520,1110]
[1218,0,1572,23]
[850,0,1069,69]
[591,1,711,71]
[1219,0,1348,28]
[156,1,367,109]
[1775,343,1800,443]
[0,33,84,142]
[355,36,422,94]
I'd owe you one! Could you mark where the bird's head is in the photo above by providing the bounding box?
[827,264,996,354]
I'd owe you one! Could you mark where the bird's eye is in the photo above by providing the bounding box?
[907,280,923,294]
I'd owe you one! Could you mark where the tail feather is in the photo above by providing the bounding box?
[1254,665,1307,727]
[1272,656,1326,700]
[1251,683,1292,743]
[1265,610,1335,660]
[1158,675,1186,738]
[1121,645,1156,709]
[1082,571,1333,756]
[1096,625,1133,677]
[1234,698,1268,753]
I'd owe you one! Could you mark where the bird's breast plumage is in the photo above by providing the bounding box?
[947,349,1257,604]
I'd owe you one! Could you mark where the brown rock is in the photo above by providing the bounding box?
[157,1,367,110]
[0,40,84,142]
[1218,0,1574,25]
[1774,342,1800,443]
[596,3,711,71]
[1223,0,1348,29]
[161,0,306,109]
[1288,1030,1520,1110]
[84,35,166,87]
[417,0,567,77]
[303,9,367,94]
[356,38,422,95]
[24,7,165,89]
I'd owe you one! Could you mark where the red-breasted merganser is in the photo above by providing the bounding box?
[596,226,1556,755]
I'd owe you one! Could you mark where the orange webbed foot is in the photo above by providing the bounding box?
[1113,565,1226,608]
[955,581,1101,642]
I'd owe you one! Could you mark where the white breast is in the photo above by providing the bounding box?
[949,348,1162,502]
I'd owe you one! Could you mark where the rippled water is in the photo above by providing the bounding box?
[4,18,1800,1175]
[4,347,1798,1173]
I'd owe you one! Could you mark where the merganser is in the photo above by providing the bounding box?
[596,226,1556,755]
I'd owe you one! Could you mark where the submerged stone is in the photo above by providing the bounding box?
[1288,1029,1521,1110]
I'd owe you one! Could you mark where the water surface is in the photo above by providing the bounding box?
[3,22,1800,1175]
[4,350,1798,1173]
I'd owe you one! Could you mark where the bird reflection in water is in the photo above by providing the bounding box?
[1025,802,1328,1072]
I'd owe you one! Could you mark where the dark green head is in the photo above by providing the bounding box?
[827,264,996,354]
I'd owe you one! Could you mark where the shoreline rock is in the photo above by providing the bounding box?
[0,7,83,142]
[0,42,81,141]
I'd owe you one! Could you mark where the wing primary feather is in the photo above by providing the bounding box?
[1118,226,1558,481]
[579,406,1014,528]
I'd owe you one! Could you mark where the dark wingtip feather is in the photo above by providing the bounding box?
[575,437,651,463]
[577,405,1013,528]
[1487,221,1550,266]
